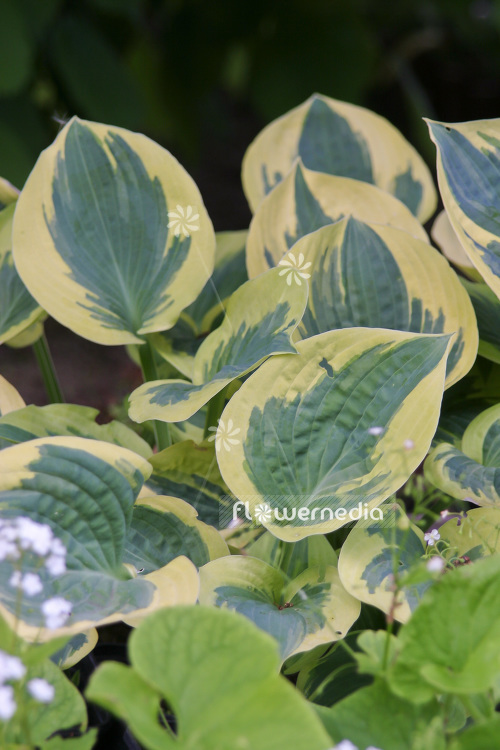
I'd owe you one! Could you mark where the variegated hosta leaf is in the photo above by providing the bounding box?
[123,495,228,575]
[0,436,198,639]
[199,556,360,660]
[147,440,233,527]
[0,176,19,209]
[217,328,452,541]
[150,230,249,379]
[425,403,500,507]
[0,203,43,344]
[0,403,152,456]
[439,507,500,560]
[5,313,47,348]
[291,217,477,388]
[427,118,500,300]
[128,265,308,424]
[247,532,337,578]
[337,509,431,623]
[242,93,436,222]
[179,229,248,335]
[431,210,482,282]
[0,374,25,416]
[51,628,99,669]
[12,116,215,345]
[246,160,428,278]
[461,279,500,365]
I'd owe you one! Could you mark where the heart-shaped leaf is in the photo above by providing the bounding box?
[291,217,477,388]
[217,328,451,540]
[242,94,436,221]
[246,160,428,278]
[12,117,215,345]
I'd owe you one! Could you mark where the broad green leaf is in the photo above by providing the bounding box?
[242,94,436,221]
[316,680,444,750]
[12,117,215,345]
[0,176,19,209]
[0,403,152,456]
[388,556,500,701]
[199,556,359,660]
[291,218,477,388]
[0,436,198,638]
[427,118,500,300]
[124,495,228,574]
[147,440,233,527]
[128,265,307,423]
[425,403,500,507]
[449,717,500,750]
[0,374,25,416]
[337,508,431,623]
[217,328,451,541]
[431,210,482,281]
[247,532,337,578]
[439,507,500,560]
[41,732,98,750]
[51,628,99,669]
[86,605,332,750]
[246,160,428,278]
[4,658,88,745]
[150,230,248,378]
[461,279,500,364]
[0,203,42,344]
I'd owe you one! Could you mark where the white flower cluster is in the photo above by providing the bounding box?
[0,517,67,575]
[0,649,54,721]
[0,517,72,629]
[333,741,383,750]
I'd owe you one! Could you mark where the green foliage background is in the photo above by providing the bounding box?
[1,0,500,228]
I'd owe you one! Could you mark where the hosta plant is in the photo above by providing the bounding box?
[1,94,500,749]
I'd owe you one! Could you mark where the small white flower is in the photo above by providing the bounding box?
[426,556,445,573]
[424,529,440,546]
[27,678,55,703]
[0,538,19,562]
[8,570,22,588]
[278,252,312,286]
[440,509,450,519]
[42,597,72,629]
[208,418,241,452]
[45,554,66,576]
[403,439,415,451]
[49,538,66,557]
[0,651,26,683]
[16,518,53,556]
[20,573,43,597]
[254,503,273,524]
[333,741,358,750]
[0,685,16,721]
[368,426,384,436]
[167,205,200,237]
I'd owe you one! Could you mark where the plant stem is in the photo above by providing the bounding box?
[203,387,228,439]
[32,333,64,404]
[138,339,171,452]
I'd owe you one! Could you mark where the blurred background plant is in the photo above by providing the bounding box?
[1,0,500,229]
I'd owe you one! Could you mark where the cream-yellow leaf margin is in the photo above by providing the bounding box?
[242,93,436,222]
[12,117,215,345]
